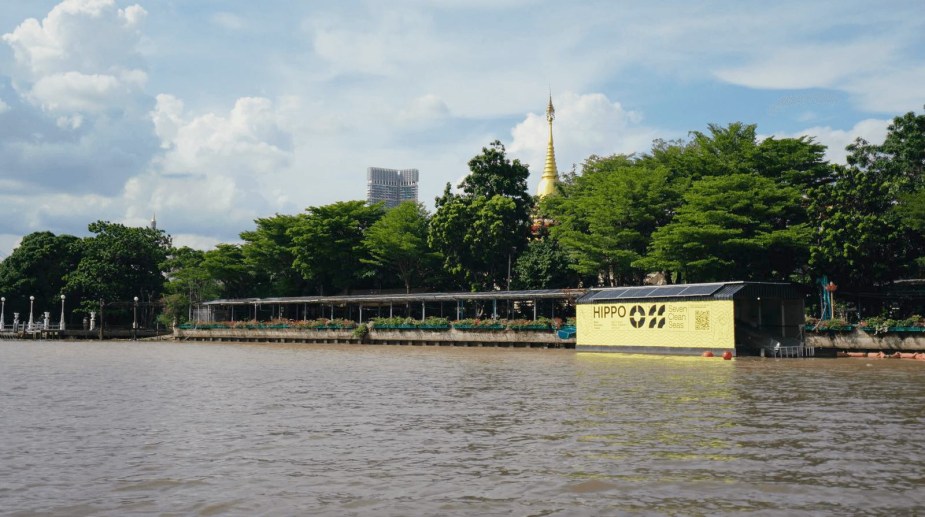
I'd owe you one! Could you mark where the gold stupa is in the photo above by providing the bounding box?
[535,95,559,198]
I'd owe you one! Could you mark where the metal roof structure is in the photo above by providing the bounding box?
[202,288,588,307]
[577,282,803,304]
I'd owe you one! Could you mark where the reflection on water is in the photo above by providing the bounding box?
[1,341,923,515]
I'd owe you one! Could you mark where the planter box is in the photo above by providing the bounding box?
[373,324,451,331]
[510,325,553,332]
[453,324,506,331]
[859,326,925,334]
[804,324,855,332]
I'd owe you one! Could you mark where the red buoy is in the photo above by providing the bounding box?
[722,351,733,360]
[702,351,714,358]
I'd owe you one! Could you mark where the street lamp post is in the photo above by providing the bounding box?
[1,296,5,331]
[28,296,35,332]
[60,295,66,331]
[133,296,139,341]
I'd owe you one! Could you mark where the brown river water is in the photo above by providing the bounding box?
[1,340,924,516]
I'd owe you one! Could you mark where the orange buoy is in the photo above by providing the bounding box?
[702,351,714,358]
[722,351,733,360]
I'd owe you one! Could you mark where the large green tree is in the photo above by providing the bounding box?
[511,238,577,290]
[809,107,925,287]
[642,173,810,282]
[544,155,681,285]
[0,231,82,317]
[65,221,172,312]
[363,202,440,293]
[240,213,305,297]
[202,244,253,299]
[290,201,385,295]
[429,141,532,290]
[160,246,218,325]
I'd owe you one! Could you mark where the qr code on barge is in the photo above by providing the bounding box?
[695,310,710,330]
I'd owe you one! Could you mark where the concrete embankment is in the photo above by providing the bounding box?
[174,327,575,348]
[807,330,925,353]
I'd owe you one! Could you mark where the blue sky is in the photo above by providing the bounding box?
[0,0,923,258]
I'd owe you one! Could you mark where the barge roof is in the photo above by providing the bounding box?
[577,281,803,304]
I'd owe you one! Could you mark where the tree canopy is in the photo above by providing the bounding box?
[0,232,82,315]
[290,200,385,295]
[429,141,533,290]
[363,202,440,293]
[65,221,172,311]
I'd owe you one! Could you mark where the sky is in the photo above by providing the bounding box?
[0,0,923,258]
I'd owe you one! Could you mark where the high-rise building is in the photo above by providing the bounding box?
[366,167,419,208]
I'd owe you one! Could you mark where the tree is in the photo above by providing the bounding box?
[808,107,925,288]
[160,247,217,325]
[754,136,832,189]
[0,232,82,317]
[643,173,810,282]
[65,221,172,312]
[363,202,440,293]
[879,107,925,185]
[429,141,533,290]
[290,201,385,295]
[202,244,253,299]
[240,213,306,297]
[459,140,534,219]
[678,122,760,180]
[545,155,681,285]
[808,162,913,288]
[511,238,577,290]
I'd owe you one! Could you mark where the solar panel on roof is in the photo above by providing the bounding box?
[653,286,685,296]
[628,287,656,297]
[679,284,723,296]
[615,289,639,299]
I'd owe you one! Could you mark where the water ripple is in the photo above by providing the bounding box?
[1,341,924,515]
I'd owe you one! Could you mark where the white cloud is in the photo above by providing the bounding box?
[124,94,296,239]
[0,234,23,261]
[0,98,9,114]
[398,94,451,127]
[211,12,246,31]
[509,92,658,189]
[846,67,925,114]
[769,118,891,165]
[152,95,292,174]
[2,0,147,115]
[715,40,892,91]
[27,69,146,113]
[709,15,924,114]
[172,233,226,251]
[309,8,447,77]
[0,191,119,238]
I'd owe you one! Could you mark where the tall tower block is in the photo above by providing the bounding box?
[535,95,559,198]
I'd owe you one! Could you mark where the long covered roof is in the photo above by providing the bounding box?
[202,288,588,306]
[577,282,803,304]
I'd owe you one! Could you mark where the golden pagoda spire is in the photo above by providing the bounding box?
[536,94,559,198]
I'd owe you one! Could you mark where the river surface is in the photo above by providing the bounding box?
[1,340,923,516]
